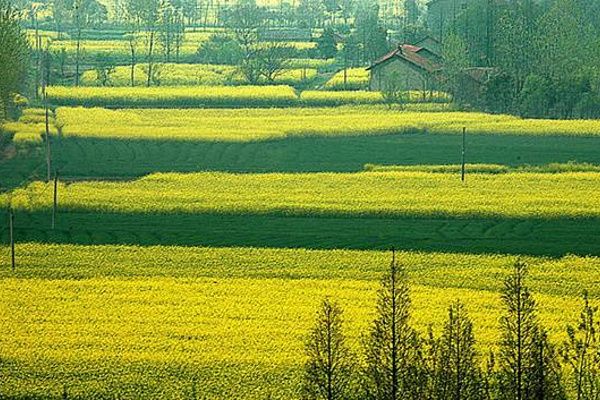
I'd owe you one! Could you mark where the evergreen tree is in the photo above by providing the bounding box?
[363,251,422,400]
[297,0,326,29]
[530,329,566,400]
[317,27,338,59]
[353,0,388,64]
[303,298,354,400]
[403,0,419,26]
[562,291,600,400]
[498,260,538,400]
[434,300,484,400]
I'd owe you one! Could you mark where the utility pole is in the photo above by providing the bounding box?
[44,48,51,182]
[9,208,15,272]
[461,127,466,182]
[44,88,51,182]
[343,41,348,89]
[52,171,59,229]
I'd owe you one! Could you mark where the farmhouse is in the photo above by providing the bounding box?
[367,39,496,104]
[366,43,442,92]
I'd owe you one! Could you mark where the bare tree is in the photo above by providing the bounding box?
[303,298,354,400]
[73,0,84,86]
[255,42,293,83]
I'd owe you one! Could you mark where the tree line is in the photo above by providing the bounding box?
[303,255,600,400]
[443,0,600,119]
[0,0,29,121]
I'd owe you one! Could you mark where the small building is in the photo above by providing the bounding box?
[455,67,496,106]
[366,44,442,92]
[413,36,443,61]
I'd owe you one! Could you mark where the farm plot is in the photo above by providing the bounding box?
[0,243,598,399]
[324,67,371,90]
[7,171,600,218]
[48,33,209,64]
[53,106,600,140]
[40,105,600,178]
[47,86,299,108]
[81,63,318,87]
[3,171,600,255]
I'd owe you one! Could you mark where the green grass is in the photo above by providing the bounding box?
[0,243,597,398]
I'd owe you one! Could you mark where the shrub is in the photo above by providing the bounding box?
[196,34,244,65]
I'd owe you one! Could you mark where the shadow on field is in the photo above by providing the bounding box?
[4,211,600,257]
[0,145,45,193]
[53,132,600,178]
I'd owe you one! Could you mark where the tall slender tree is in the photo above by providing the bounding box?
[303,298,354,400]
[531,329,565,400]
[353,0,388,64]
[497,260,563,400]
[434,300,484,400]
[363,251,422,400]
[562,292,600,400]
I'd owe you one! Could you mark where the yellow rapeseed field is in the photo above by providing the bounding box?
[81,63,318,86]
[5,170,600,219]
[51,106,600,141]
[0,243,597,398]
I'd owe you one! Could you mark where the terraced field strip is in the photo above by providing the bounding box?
[0,244,597,398]
[2,171,599,254]
[81,63,318,87]
[52,106,600,139]
[5,171,600,218]
[47,131,600,178]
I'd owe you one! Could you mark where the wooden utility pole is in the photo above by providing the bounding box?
[461,127,466,182]
[343,43,348,89]
[52,171,59,229]
[9,208,15,272]
[44,49,52,182]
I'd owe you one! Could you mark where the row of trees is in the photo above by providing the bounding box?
[445,0,600,119]
[18,0,421,31]
[0,0,29,121]
[303,256,600,400]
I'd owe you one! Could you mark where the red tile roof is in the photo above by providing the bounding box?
[367,44,442,73]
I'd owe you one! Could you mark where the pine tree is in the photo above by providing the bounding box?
[495,260,565,400]
[497,260,540,400]
[434,300,484,400]
[530,329,565,400]
[363,250,422,400]
[303,298,354,400]
[562,291,600,400]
